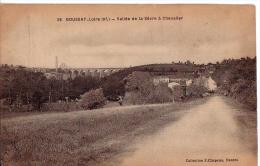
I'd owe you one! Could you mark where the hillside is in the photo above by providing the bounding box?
[1,98,207,166]
[101,57,256,111]
[101,63,199,98]
[212,57,256,110]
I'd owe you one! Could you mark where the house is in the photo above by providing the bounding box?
[153,76,170,85]
[168,82,180,90]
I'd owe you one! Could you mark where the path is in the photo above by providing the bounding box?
[111,96,257,166]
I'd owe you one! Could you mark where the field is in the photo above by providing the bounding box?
[1,98,206,166]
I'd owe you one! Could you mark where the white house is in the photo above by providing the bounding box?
[153,76,170,85]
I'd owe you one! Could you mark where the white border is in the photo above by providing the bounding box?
[1,0,259,165]
[0,0,257,4]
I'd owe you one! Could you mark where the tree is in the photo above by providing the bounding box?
[31,90,46,111]
[124,71,172,104]
[102,75,125,99]
[80,88,106,110]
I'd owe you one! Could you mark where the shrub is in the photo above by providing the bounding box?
[229,79,256,110]
[102,75,125,99]
[172,85,185,101]
[80,88,106,110]
[124,71,152,92]
[212,57,256,110]
[150,83,173,103]
[124,72,172,104]
[186,84,208,98]
[124,91,143,105]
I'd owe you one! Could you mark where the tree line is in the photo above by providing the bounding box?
[1,56,256,111]
[212,57,256,110]
[0,65,100,110]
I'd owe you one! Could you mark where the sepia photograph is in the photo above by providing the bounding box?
[0,4,257,166]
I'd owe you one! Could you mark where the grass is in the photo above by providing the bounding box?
[1,98,207,166]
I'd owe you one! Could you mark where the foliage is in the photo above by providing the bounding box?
[151,83,173,103]
[0,65,100,111]
[124,71,172,104]
[79,88,106,110]
[186,84,208,98]
[101,75,125,99]
[100,63,198,99]
[212,57,256,110]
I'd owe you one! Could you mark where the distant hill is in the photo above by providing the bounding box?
[103,63,199,80]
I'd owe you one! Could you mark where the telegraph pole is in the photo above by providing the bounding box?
[55,56,58,73]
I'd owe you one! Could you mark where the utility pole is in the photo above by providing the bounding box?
[55,56,58,73]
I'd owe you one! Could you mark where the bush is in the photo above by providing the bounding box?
[124,84,172,105]
[80,88,106,110]
[124,72,172,104]
[186,84,208,98]
[101,75,125,99]
[229,79,256,110]
[212,57,256,110]
[150,83,173,103]
[172,86,185,101]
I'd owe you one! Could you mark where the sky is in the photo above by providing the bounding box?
[0,4,256,68]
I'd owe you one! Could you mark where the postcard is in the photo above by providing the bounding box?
[0,4,257,166]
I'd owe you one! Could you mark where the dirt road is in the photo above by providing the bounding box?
[109,96,257,166]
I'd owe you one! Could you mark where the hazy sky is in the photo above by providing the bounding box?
[0,5,256,68]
